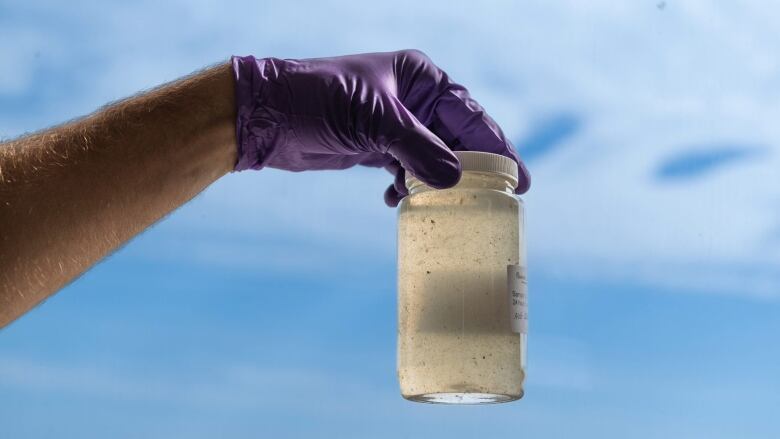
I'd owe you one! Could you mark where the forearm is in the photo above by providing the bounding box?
[0,62,236,327]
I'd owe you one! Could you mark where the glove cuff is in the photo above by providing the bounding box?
[231,55,287,171]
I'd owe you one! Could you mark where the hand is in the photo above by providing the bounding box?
[232,49,530,206]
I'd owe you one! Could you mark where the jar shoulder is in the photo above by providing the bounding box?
[399,188,519,213]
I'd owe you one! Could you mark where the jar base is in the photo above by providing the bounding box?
[403,392,522,405]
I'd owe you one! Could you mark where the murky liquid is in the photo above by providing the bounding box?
[397,181,525,403]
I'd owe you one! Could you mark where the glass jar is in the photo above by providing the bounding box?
[397,151,527,404]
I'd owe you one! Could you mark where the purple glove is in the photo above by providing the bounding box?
[232,50,530,206]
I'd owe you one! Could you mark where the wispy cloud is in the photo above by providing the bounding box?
[655,144,766,181]
[517,113,582,162]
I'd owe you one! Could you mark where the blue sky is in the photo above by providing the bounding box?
[2,0,780,437]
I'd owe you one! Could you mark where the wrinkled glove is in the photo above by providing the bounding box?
[232,50,530,206]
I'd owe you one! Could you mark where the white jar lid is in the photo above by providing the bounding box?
[404,151,519,190]
[454,151,519,186]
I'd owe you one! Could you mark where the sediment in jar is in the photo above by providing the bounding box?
[397,187,524,399]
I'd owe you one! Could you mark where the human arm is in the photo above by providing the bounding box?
[0,63,237,327]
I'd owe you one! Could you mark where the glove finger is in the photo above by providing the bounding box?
[381,160,408,207]
[380,159,407,190]
[392,166,408,196]
[383,159,402,176]
[432,84,530,194]
[384,183,405,207]
[391,50,530,194]
[379,95,461,190]
[515,160,531,194]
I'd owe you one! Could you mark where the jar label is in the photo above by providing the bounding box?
[507,265,528,334]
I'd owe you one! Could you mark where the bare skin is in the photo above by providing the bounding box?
[0,62,237,327]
